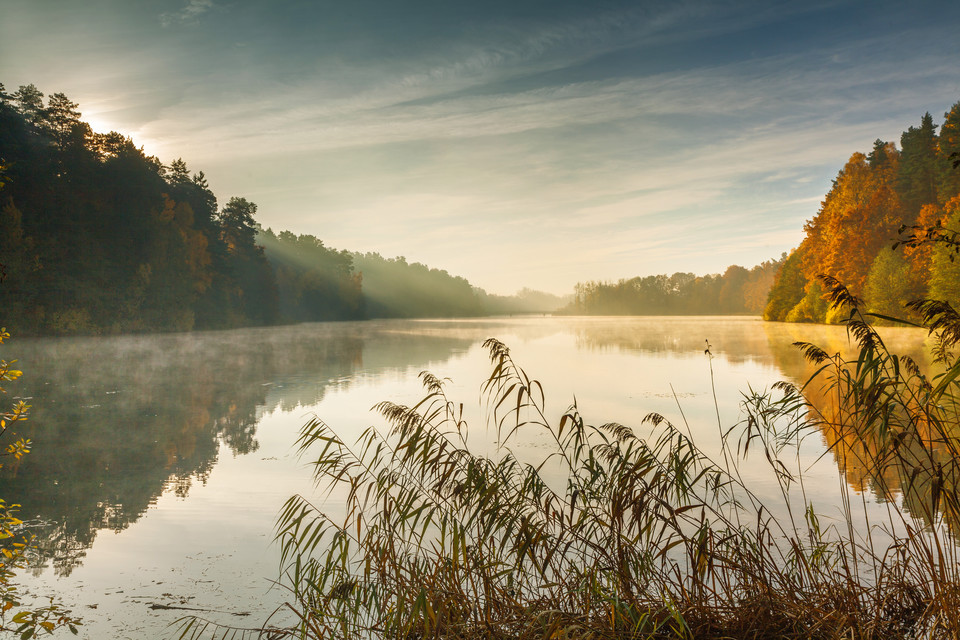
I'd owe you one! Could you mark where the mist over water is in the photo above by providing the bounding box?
[0,317,931,637]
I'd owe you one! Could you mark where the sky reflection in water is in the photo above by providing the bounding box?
[0,317,933,637]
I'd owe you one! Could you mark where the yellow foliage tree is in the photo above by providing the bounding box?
[803,145,903,298]
[0,328,80,636]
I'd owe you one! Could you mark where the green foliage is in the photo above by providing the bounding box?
[782,279,831,323]
[0,201,41,327]
[863,247,924,321]
[763,247,806,321]
[219,197,260,254]
[938,101,960,202]
[216,197,279,327]
[353,253,484,318]
[569,259,782,317]
[11,85,44,126]
[2,82,560,335]
[0,83,286,334]
[259,229,363,322]
[928,202,960,307]
[43,93,81,150]
[765,103,960,325]
[898,112,939,217]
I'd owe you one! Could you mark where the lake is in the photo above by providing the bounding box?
[0,316,934,638]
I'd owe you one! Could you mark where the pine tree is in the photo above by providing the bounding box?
[166,158,191,186]
[12,84,44,126]
[898,112,939,219]
[938,102,960,202]
[44,92,82,150]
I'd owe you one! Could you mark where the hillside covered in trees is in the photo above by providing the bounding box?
[18,81,952,332]
[0,82,565,336]
[764,102,960,323]
[565,260,783,316]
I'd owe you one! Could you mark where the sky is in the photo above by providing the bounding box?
[3,0,960,295]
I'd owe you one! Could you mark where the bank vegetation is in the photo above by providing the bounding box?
[181,279,960,639]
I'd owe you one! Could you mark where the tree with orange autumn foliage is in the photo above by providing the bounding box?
[900,202,943,290]
[802,142,902,298]
[766,105,960,323]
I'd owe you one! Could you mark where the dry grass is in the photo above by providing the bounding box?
[179,280,960,640]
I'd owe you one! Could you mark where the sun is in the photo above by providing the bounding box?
[81,109,165,158]
[82,110,123,136]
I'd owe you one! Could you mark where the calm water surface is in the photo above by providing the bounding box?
[0,316,932,638]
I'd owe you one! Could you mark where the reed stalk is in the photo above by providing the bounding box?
[180,279,960,640]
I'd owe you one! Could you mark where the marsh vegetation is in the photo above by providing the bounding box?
[183,282,960,640]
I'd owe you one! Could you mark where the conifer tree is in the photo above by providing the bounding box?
[44,92,81,150]
[898,112,939,218]
[938,102,960,202]
[12,84,44,126]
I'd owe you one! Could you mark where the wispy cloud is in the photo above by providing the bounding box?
[133,31,954,291]
[160,0,216,27]
[8,0,960,293]
[137,28,960,164]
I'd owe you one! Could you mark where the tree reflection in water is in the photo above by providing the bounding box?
[0,321,475,576]
[762,319,960,534]
[5,315,948,583]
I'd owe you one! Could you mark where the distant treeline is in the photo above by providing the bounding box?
[0,82,566,336]
[764,102,960,323]
[565,260,783,316]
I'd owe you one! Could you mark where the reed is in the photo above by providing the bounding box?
[180,279,960,640]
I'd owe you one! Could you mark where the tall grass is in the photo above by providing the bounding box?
[180,280,960,639]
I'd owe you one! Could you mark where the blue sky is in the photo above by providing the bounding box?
[3,0,960,294]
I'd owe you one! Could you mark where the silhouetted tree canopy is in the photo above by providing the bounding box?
[0,82,568,335]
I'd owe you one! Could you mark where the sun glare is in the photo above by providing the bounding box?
[82,110,164,158]
[81,112,118,136]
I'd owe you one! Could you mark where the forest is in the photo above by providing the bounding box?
[569,102,960,321]
[565,259,783,315]
[6,81,958,334]
[0,82,564,336]
[764,103,960,323]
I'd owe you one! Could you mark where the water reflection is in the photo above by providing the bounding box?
[758,321,960,533]
[568,317,955,534]
[571,315,774,364]
[0,316,948,584]
[0,321,474,576]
